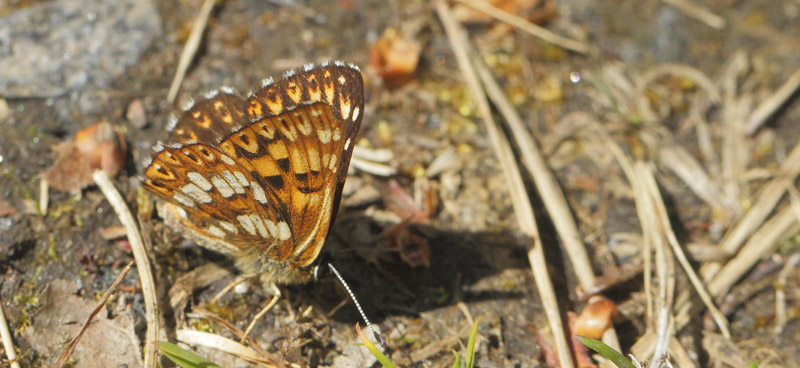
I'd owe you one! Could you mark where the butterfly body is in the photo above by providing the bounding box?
[143,62,364,284]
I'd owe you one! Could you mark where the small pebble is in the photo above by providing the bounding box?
[126,99,148,129]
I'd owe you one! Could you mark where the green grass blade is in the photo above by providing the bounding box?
[356,323,398,368]
[451,350,461,368]
[465,318,480,368]
[157,341,221,368]
[576,336,636,368]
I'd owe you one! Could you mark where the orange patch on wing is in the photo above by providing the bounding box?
[248,99,264,118]
[251,156,281,178]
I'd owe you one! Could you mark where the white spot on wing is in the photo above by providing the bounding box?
[340,100,351,119]
[203,90,219,99]
[261,77,275,87]
[303,63,315,71]
[344,138,351,150]
[173,193,195,208]
[265,219,279,237]
[251,181,268,204]
[166,116,178,131]
[317,129,332,144]
[250,215,269,238]
[284,69,297,78]
[277,221,291,241]
[352,106,360,121]
[219,221,238,234]
[328,153,337,170]
[187,172,212,191]
[211,175,235,198]
[234,172,249,187]
[207,225,225,238]
[222,170,245,194]
[177,207,188,219]
[182,98,195,111]
[237,214,256,235]
[180,183,212,203]
[220,86,234,94]
[220,154,235,166]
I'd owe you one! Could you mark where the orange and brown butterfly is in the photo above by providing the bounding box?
[142,61,364,284]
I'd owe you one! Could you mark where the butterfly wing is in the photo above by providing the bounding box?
[143,63,364,277]
[233,64,364,267]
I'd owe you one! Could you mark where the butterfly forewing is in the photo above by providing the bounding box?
[143,62,364,281]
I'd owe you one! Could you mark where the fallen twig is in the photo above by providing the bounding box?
[0,297,20,368]
[167,0,217,103]
[93,170,160,368]
[53,261,135,368]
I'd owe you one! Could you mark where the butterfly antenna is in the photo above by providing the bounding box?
[327,263,386,347]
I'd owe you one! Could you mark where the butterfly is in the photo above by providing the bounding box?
[142,61,364,284]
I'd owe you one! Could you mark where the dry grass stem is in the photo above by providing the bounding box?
[660,0,726,29]
[53,261,135,368]
[92,170,160,368]
[474,45,625,354]
[474,53,596,293]
[774,253,800,335]
[668,337,696,368]
[39,178,48,215]
[707,198,800,298]
[641,163,731,338]
[176,329,276,366]
[745,68,800,135]
[454,0,589,54]
[636,163,675,366]
[350,156,397,176]
[703,142,800,280]
[638,64,722,104]
[435,1,574,366]
[352,146,394,163]
[0,298,21,368]
[167,0,217,103]
[659,145,740,214]
[720,98,750,224]
[187,306,278,362]
[690,98,721,180]
[241,284,281,342]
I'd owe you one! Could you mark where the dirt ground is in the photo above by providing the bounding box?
[1,0,800,367]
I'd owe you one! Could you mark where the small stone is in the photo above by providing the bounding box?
[126,99,148,129]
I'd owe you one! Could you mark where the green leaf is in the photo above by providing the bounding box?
[576,336,636,368]
[157,341,221,368]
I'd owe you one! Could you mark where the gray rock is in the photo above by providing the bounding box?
[0,0,161,98]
